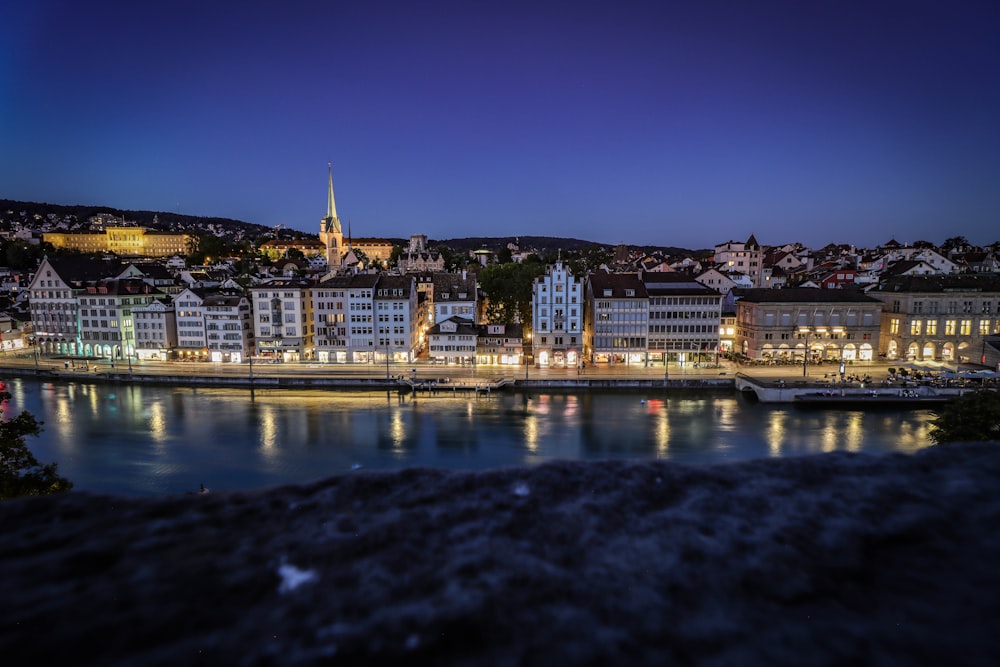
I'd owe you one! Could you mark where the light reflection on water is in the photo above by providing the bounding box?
[7,378,936,496]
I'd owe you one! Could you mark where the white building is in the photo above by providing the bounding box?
[432,271,477,326]
[28,256,121,356]
[374,274,419,364]
[531,259,583,368]
[133,298,177,360]
[173,288,208,359]
[714,234,763,287]
[77,278,162,360]
[642,273,723,367]
[427,316,478,365]
[204,291,254,363]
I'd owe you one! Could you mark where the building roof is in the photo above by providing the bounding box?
[641,272,720,297]
[587,270,648,298]
[374,274,414,298]
[317,273,380,289]
[872,274,1000,294]
[42,256,123,285]
[433,272,477,301]
[733,287,880,304]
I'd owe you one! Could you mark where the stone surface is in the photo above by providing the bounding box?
[3,443,1000,665]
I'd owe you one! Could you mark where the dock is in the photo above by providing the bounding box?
[734,372,966,405]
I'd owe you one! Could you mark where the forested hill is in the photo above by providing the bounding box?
[434,235,701,257]
[2,200,701,255]
[0,199,272,240]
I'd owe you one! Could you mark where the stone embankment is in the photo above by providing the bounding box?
[0,363,734,392]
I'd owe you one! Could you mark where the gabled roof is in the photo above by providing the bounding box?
[427,316,479,336]
[41,256,123,285]
[433,272,477,301]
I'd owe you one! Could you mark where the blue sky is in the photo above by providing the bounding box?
[2,0,998,249]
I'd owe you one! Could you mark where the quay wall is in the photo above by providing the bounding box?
[0,365,736,393]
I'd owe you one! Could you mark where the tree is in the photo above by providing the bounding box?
[388,245,404,268]
[2,238,49,270]
[928,390,1000,444]
[940,236,969,254]
[478,259,545,326]
[1,391,73,499]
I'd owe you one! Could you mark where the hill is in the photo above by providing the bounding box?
[431,235,701,257]
[0,198,272,243]
[2,199,702,257]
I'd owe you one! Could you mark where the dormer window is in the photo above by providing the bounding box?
[458,292,467,299]
[442,292,450,299]
[603,289,612,297]
[625,289,635,297]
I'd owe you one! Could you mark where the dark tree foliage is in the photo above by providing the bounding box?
[388,245,404,268]
[478,259,546,326]
[0,390,73,499]
[2,239,50,270]
[929,390,1000,444]
[187,233,230,264]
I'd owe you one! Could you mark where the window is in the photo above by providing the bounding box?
[925,320,937,336]
[890,319,900,335]
[945,320,956,335]
[910,320,921,335]
[960,320,972,336]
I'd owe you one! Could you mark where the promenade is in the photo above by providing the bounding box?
[0,350,898,391]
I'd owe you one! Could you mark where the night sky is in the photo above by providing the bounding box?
[2,0,998,249]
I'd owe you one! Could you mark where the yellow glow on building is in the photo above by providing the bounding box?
[43,228,194,257]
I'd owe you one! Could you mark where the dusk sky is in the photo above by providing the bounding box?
[2,0,998,250]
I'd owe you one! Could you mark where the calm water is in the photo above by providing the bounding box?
[4,377,935,496]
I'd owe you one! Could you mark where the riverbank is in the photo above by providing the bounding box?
[0,359,735,392]
[2,354,975,402]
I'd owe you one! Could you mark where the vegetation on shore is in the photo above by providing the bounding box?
[0,390,72,499]
[929,389,1000,444]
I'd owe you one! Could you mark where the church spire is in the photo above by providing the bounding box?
[323,162,341,235]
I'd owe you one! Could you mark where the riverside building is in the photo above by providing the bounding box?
[733,288,882,363]
[868,274,1000,364]
[531,259,583,368]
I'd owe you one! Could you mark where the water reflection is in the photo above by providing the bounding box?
[8,377,936,496]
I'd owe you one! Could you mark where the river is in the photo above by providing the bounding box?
[4,377,935,496]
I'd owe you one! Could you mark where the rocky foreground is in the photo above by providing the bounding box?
[3,443,1000,666]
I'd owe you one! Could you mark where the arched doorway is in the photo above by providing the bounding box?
[921,342,935,360]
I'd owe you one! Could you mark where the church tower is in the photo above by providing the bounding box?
[319,162,344,268]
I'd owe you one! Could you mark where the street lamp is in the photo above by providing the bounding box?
[524,332,531,380]
[798,327,811,377]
